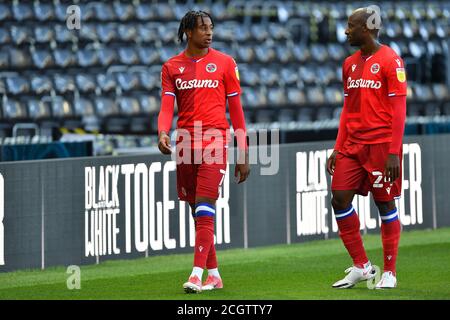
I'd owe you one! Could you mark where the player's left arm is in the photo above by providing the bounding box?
[225,57,250,184]
[384,57,408,182]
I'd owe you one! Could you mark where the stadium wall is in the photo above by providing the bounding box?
[0,134,449,272]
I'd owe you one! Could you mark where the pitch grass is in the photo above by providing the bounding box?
[0,228,449,300]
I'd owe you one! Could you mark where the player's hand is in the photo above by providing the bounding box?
[384,154,400,182]
[235,151,250,184]
[158,131,172,155]
[327,150,339,175]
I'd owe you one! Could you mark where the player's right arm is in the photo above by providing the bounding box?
[327,63,349,175]
[157,63,176,155]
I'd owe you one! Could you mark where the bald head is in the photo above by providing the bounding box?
[350,7,382,36]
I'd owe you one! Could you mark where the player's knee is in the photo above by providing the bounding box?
[375,200,396,214]
[195,197,216,207]
[331,196,351,211]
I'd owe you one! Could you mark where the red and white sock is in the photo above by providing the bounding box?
[192,203,215,271]
[334,205,369,268]
[380,208,401,275]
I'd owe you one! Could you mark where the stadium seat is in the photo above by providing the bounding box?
[53,48,76,68]
[97,23,117,43]
[114,2,135,21]
[155,3,175,20]
[93,3,116,21]
[31,77,53,95]
[297,107,314,122]
[118,47,139,65]
[97,47,118,66]
[118,24,138,42]
[2,99,28,119]
[54,25,75,43]
[159,46,179,64]
[286,88,306,106]
[75,74,97,94]
[54,2,69,21]
[74,98,96,117]
[12,2,34,21]
[241,87,266,108]
[10,26,32,45]
[236,45,255,63]
[255,44,277,63]
[96,74,117,93]
[77,47,99,67]
[250,24,269,42]
[407,103,422,117]
[424,102,441,116]
[27,99,52,120]
[310,44,329,63]
[254,109,274,123]
[50,98,75,119]
[31,48,54,69]
[0,28,10,45]
[158,22,179,43]
[260,67,279,87]
[306,86,325,105]
[292,44,311,63]
[138,95,159,114]
[267,87,287,106]
[135,71,158,91]
[0,51,8,69]
[280,67,298,87]
[137,47,160,65]
[275,44,293,64]
[34,2,55,22]
[118,97,141,116]
[135,3,153,21]
[94,97,120,117]
[0,3,12,21]
[277,109,296,123]
[316,107,333,121]
[116,72,140,92]
[239,65,259,87]
[443,102,450,116]
[34,26,54,44]
[53,74,76,94]
[79,24,98,42]
[5,76,29,95]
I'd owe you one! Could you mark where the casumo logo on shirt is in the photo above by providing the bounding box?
[347,77,382,89]
[175,78,219,90]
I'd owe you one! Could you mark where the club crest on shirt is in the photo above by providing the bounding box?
[352,64,356,72]
[396,68,406,82]
[370,63,380,74]
[235,66,240,81]
[206,63,217,73]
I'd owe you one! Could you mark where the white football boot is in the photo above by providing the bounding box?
[375,271,397,289]
[332,262,377,289]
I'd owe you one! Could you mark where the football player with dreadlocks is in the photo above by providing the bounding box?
[157,11,249,293]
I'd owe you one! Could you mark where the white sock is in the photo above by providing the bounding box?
[190,267,203,280]
[208,268,221,279]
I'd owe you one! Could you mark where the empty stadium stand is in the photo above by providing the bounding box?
[0,0,449,154]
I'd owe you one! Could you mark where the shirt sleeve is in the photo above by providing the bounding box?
[224,57,241,97]
[342,60,349,97]
[161,63,176,97]
[385,56,407,97]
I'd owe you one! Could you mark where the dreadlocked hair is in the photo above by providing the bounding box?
[178,10,214,43]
